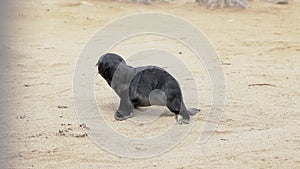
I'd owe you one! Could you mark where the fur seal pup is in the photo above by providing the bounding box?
[96,53,200,124]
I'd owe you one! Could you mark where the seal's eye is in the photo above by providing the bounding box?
[103,68,111,79]
[104,70,109,77]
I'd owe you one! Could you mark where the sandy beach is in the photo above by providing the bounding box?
[0,0,299,168]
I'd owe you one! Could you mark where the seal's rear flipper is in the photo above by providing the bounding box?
[188,108,200,116]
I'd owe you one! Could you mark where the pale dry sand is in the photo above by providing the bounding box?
[1,0,299,168]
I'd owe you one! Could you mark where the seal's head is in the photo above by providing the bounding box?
[96,53,125,86]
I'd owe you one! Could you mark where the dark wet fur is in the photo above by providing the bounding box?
[96,53,200,124]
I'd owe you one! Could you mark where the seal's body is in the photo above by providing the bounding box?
[97,53,199,124]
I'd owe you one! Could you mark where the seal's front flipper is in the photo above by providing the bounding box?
[188,108,200,116]
[115,97,134,121]
[114,111,133,121]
